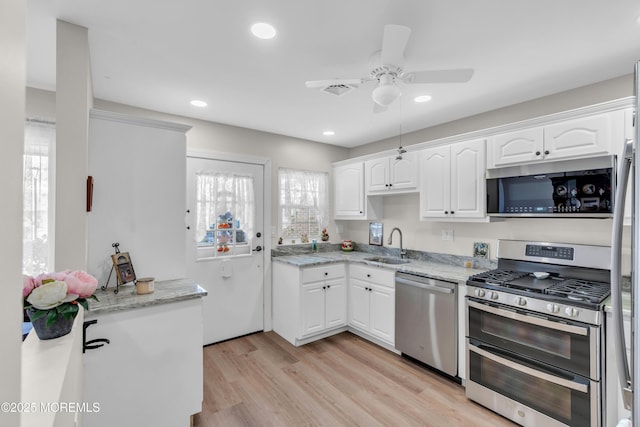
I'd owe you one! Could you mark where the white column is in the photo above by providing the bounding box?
[0,0,26,423]
[55,20,94,270]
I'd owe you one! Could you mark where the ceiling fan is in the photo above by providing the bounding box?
[305,24,474,113]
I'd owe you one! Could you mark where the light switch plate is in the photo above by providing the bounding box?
[441,229,454,241]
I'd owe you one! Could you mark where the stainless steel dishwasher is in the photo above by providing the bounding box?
[395,271,457,377]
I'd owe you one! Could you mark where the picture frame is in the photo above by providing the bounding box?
[111,252,137,285]
[473,242,489,259]
[369,222,383,246]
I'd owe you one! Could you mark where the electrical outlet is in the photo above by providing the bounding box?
[441,229,454,241]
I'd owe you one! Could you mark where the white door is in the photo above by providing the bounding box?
[186,156,265,345]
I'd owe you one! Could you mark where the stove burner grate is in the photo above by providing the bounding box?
[545,279,610,304]
[468,269,530,285]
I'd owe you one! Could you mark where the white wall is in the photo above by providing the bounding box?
[350,74,633,157]
[0,0,25,423]
[346,193,622,262]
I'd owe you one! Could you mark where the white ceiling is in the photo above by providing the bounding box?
[27,0,640,148]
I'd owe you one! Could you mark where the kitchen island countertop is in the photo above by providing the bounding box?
[272,251,488,283]
[86,278,207,317]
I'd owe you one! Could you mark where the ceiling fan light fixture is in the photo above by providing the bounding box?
[372,82,400,106]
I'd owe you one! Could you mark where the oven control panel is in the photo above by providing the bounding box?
[525,244,574,260]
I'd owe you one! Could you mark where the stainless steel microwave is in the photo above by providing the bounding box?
[486,156,615,217]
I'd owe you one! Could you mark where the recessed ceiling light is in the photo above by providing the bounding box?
[251,22,277,39]
[190,100,207,107]
[323,130,335,136]
[414,95,432,103]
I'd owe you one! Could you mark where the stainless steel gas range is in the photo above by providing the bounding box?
[465,240,611,427]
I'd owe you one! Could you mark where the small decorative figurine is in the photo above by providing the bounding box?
[321,227,329,242]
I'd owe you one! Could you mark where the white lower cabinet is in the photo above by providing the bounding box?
[82,299,203,427]
[273,262,347,346]
[301,277,347,337]
[348,264,395,346]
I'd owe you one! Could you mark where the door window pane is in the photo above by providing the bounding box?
[195,171,255,257]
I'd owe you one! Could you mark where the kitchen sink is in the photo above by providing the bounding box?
[364,256,410,265]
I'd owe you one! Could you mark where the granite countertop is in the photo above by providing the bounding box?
[86,278,207,316]
[272,251,487,283]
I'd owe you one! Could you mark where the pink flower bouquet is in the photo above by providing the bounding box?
[23,270,99,327]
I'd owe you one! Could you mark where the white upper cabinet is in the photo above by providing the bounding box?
[420,146,450,218]
[334,161,382,220]
[488,112,619,168]
[489,127,543,167]
[420,139,486,220]
[334,162,366,218]
[365,152,418,194]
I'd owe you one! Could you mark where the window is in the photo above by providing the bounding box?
[23,118,55,275]
[278,168,328,243]
[195,171,255,256]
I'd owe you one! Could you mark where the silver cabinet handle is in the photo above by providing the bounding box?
[395,277,454,294]
[469,344,588,393]
[467,299,589,336]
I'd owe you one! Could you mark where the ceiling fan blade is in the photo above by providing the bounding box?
[403,69,474,84]
[380,24,411,66]
[305,79,363,88]
[373,102,387,114]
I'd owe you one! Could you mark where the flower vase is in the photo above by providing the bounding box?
[26,308,76,340]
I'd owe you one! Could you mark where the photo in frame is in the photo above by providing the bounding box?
[111,252,137,285]
[473,242,489,259]
[369,222,383,246]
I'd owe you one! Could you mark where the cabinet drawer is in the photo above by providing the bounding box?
[302,263,345,283]
[349,264,395,287]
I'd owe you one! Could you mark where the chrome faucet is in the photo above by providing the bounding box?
[388,227,407,259]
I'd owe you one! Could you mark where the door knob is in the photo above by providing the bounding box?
[253,245,262,252]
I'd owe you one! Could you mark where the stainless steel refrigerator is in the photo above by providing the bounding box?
[611,60,640,427]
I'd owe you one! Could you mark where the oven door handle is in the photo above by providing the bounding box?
[469,344,589,394]
[467,299,588,336]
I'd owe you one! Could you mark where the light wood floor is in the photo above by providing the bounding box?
[193,331,517,427]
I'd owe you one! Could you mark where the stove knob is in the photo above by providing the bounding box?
[489,291,499,300]
[565,307,579,317]
[474,289,486,298]
[515,296,527,306]
[546,303,560,313]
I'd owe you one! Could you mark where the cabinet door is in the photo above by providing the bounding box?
[369,284,395,345]
[324,278,347,329]
[334,163,365,218]
[301,283,326,336]
[543,113,611,161]
[83,300,203,427]
[365,157,389,192]
[490,127,543,167]
[390,151,418,190]
[349,279,370,331]
[450,139,486,218]
[420,146,451,218]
